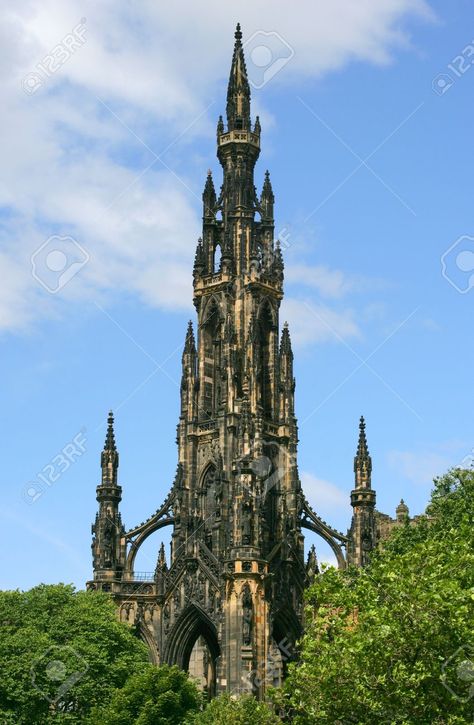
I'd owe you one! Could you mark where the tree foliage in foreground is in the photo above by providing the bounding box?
[276,468,474,724]
[0,584,149,723]
[187,692,280,724]
[89,663,201,724]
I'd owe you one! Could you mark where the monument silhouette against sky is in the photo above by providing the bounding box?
[88,24,410,698]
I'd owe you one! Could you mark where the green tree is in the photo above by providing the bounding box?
[0,584,149,723]
[89,663,201,724]
[278,468,474,724]
[188,692,281,724]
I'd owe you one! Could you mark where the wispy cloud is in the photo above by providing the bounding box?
[387,445,465,486]
[282,298,361,347]
[300,471,348,512]
[0,0,434,334]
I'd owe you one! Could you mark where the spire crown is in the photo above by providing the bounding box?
[183,320,196,355]
[104,410,116,452]
[280,322,293,356]
[226,23,251,131]
[354,415,372,479]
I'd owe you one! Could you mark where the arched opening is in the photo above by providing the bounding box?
[213,243,222,273]
[131,525,173,579]
[124,517,175,576]
[257,302,274,418]
[271,609,302,683]
[303,528,338,571]
[164,604,220,699]
[187,635,216,699]
[301,520,346,569]
[200,464,218,552]
[201,298,221,420]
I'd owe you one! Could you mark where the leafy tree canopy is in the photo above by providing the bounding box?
[89,663,201,724]
[0,584,149,723]
[278,468,474,724]
[187,692,280,724]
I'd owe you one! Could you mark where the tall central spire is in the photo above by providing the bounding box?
[226,22,251,131]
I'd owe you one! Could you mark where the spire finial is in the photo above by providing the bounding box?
[226,23,251,131]
[354,414,372,482]
[183,320,196,355]
[104,410,116,452]
[280,322,293,357]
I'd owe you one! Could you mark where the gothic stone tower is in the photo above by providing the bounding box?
[347,416,376,566]
[88,24,351,698]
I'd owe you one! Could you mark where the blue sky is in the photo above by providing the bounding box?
[2,0,474,588]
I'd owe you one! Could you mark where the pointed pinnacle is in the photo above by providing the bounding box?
[280,322,293,356]
[184,320,196,354]
[104,410,116,452]
[354,415,372,477]
[227,22,250,131]
[357,416,369,456]
[235,22,242,42]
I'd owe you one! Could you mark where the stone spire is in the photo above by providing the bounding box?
[260,170,274,221]
[92,411,125,578]
[306,544,319,579]
[183,320,196,358]
[226,23,251,131]
[396,498,409,522]
[354,415,372,488]
[203,170,216,219]
[348,416,376,566]
[193,237,205,278]
[280,321,293,358]
[156,541,168,571]
[101,410,119,486]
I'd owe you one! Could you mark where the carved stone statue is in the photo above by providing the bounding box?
[242,584,253,646]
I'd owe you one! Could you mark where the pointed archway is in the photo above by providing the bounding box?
[163,603,220,698]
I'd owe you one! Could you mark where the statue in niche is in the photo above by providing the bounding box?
[241,497,253,545]
[242,584,253,646]
[102,519,114,567]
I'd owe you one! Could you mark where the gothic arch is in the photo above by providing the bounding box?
[124,517,174,575]
[272,605,302,676]
[257,296,276,323]
[213,242,222,273]
[137,621,160,665]
[163,602,220,673]
[201,295,222,329]
[301,520,346,569]
[256,299,276,418]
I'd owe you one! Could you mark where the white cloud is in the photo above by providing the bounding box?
[0,1,434,333]
[285,264,357,299]
[281,298,361,347]
[387,449,452,486]
[300,471,348,512]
